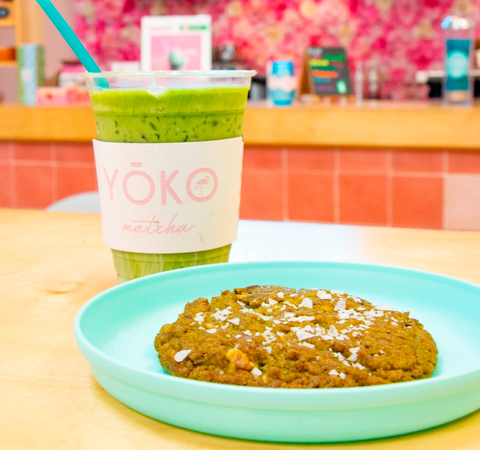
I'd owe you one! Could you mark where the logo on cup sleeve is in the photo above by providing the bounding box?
[186,168,218,202]
[102,163,218,205]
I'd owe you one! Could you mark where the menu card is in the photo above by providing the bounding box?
[300,47,352,97]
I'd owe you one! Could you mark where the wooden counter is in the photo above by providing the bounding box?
[2,101,480,150]
[1,208,480,449]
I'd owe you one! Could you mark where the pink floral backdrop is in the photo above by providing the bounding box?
[75,0,480,99]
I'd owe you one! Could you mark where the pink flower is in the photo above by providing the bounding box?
[74,0,471,100]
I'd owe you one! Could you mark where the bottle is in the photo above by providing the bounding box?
[441,14,475,105]
[266,60,296,107]
[367,63,379,100]
[355,62,364,104]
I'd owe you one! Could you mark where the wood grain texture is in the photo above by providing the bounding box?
[0,105,96,143]
[2,101,480,150]
[243,102,480,150]
[1,209,480,449]
[17,0,44,45]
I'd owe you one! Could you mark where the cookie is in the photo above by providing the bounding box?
[154,285,438,388]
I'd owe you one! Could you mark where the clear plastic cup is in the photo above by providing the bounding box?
[85,71,255,283]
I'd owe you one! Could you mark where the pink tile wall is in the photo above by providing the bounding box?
[0,142,97,209]
[444,154,480,231]
[444,175,480,231]
[1,142,480,231]
[241,147,480,231]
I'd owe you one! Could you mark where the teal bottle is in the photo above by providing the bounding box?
[441,14,475,105]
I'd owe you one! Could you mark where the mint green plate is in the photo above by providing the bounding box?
[74,262,480,443]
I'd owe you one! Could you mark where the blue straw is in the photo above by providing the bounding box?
[36,0,101,73]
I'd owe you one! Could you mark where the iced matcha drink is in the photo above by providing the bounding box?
[88,72,253,283]
[90,87,248,144]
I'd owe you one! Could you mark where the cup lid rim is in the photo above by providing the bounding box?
[83,70,257,79]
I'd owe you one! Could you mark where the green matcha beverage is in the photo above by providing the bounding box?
[86,71,255,283]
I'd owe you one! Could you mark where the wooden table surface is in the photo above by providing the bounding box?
[1,208,480,450]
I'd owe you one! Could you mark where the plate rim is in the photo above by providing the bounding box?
[74,260,480,409]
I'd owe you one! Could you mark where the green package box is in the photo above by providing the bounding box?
[90,85,250,283]
[17,44,45,105]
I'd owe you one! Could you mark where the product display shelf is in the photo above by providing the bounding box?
[0,0,43,67]
[0,16,15,28]
[0,60,16,67]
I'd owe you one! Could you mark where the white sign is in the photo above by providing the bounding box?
[93,137,243,253]
[141,15,212,71]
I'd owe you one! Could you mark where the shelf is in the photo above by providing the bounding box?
[2,102,480,150]
[0,0,16,28]
[0,18,15,27]
[0,60,16,67]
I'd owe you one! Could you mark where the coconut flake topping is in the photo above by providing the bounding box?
[299,297,313,309]
[174,349,191,362]
[251,367,262,378]
[317,290,332,300]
